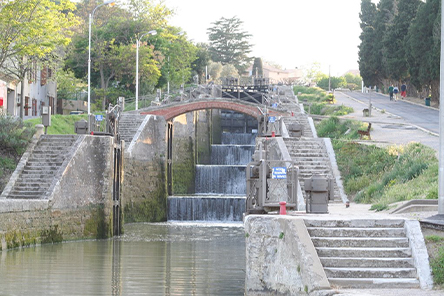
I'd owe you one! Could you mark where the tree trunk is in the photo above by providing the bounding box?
[431,79,440,105]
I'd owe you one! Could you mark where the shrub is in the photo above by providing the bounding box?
[0,115,35,160]
[431,246,444,285]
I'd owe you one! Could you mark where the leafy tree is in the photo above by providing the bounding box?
[252,57,263,77]
[0,0,79,118]
[56,68,85,101]
[207,16,254,74]
[344,73,363,90]
[191,43,211,84]
[220,64,239,78]
[317,76,347,90]
[207,61,223,81]
[0,0,78,70]
[358,0,378,87]
[304,62,325,83]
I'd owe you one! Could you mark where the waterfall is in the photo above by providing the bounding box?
[168,132,256,221]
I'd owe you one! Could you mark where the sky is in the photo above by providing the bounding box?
[163,0,374,76]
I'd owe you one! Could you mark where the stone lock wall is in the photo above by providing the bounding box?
[122,115,168,222]
[0,135,115,251]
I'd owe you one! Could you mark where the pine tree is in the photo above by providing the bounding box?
[207,16,254,74]
[358,0,378,86]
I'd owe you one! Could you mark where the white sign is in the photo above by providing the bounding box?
[272,167,287,179]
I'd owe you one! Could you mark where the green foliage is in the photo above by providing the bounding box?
[431,246,444,285]
[317,76,347,90]
[0,116,35,159]
[207,16,254,73]
[316,117,361,140]
[0,0,79,70]
[41,225,64,244]
[279,232,285,239]
[426,235,444,243]
[25,114,88,135]
[331,133,438,209]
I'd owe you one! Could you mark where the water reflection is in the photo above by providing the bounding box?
[0,222,245,296]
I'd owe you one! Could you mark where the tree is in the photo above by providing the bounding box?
[207,16,254,74]
[406,0,440,101]
[317,76,347,91]
[0,0,78,71]
[207,61,223,81]
[191,43,211,84]
[220,64,239,78]
[358,0,379,87]
[0,0,78,118]
[383,0,421,83]
[304,62,325,84]
[252,57,263,77]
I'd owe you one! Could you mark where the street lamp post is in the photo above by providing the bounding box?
[88,0,114,132]
[136,30,157,111]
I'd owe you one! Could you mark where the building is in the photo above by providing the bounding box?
[247,62,303,84]
[0,64,57,118]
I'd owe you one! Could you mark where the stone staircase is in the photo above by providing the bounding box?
[305,219,420,289]
[6,135,78,199]
[118,113,147,144]
[284,137,340,200]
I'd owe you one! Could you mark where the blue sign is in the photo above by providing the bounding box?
[268,116,276,123]
[272,103,278,108]
[95,114,104,121]
[272,167,287,179]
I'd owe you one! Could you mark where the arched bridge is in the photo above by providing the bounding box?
[140,98,288,120]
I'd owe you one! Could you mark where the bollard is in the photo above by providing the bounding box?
[291,111,294,116]
[279,201,287,215]
[272,131,275,137]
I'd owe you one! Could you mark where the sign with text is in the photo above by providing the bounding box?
[95,114,104,121]
[272,167,287,179]
[268,116,276,123]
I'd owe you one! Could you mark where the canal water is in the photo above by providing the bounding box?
[0,222,246,296]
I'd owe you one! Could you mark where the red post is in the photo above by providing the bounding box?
[291,111,294,116]
[279,201,287,215]
[272,131,275,137]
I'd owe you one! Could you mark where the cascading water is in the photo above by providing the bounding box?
[168,132,256,221]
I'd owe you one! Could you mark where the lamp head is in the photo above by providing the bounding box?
[148,30,157,36]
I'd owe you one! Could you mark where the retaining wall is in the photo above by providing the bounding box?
[0,135,115,251]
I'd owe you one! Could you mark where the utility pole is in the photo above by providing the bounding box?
[439,0,444,215]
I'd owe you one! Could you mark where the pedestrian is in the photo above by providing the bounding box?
[401,84,407,99]
[388,85,394,101]
[393,86,399,101]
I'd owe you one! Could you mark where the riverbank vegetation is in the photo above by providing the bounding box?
[0,115,85,193]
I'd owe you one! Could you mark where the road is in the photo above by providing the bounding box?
[345,91,439,135]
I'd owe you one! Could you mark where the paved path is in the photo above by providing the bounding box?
[333,91,439,152]
[303,91,443,295]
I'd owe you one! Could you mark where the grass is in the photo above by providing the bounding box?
[25,114,89,135]
[426,235,444,286]
[294,86,353,116]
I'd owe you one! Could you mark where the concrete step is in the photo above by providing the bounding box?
[311,237,409,248]
[316,247,412,258]
[307,227,406,237]
[7,193,46,199]
[320,257,415,268]
[324,267,417,279]
[305,219,405,228]
[328,278,420,289]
